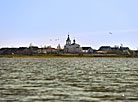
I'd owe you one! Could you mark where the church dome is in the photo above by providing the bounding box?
[66,35,71,41]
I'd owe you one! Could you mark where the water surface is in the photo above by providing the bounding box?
[0,58,138,102]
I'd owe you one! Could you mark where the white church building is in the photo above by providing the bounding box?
[64,35,82,53]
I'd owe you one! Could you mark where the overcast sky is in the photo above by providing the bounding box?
[0,0,138,49]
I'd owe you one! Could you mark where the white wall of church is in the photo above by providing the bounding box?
[64,35,82,53]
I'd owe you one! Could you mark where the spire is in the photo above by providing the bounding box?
[29,43,33,47]
[73,38,76,44]
[66,33,70,41]
[57,44,61,49]
[66,33,71,45]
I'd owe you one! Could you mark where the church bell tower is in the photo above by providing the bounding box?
[66,35,71,45]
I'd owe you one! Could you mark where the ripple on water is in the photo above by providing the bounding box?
[0,58,138,102]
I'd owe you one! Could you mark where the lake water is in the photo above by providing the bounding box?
[0,58,138,102]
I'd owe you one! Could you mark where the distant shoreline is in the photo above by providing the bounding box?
[0,54,137,58]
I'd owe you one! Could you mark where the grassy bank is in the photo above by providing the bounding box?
[0,54,137,58]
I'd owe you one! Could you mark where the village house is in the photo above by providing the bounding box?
[28,46,39,55]
[16,47,28,55]
[109,46,121,54]
[0,48,18,55]
[135,50,138,56]
[38,46,57,54]
[97,46,111,54]
[119,46,130,55]
[38,48,47,54]
[45,47,57,54]
[82,47,93,53]
[99,46,111,51]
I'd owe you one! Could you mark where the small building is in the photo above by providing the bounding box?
[46,48,57,54]
[120,47,129,51]
[0,48,17,55]
[109,46,121,54]
[82,47,93,53]
[38,48,47,54]
[98,46,111,54]
[99,46,111,51]
[28,46,39,54]
[120,47,130,55]
[16,47,28,54]
[38,47,57,54]
[135,51,138,56]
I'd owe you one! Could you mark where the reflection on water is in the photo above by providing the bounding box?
[0,58,138,102]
